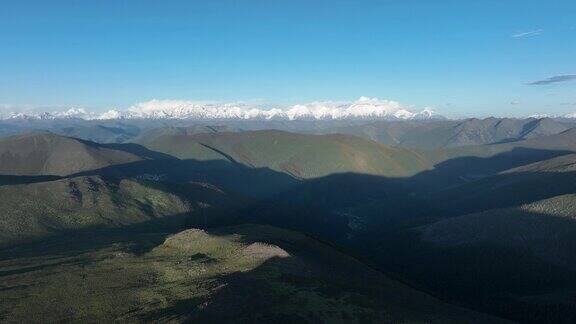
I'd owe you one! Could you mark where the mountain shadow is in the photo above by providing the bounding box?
[98,142,179,160]
[225,152,576,322]
[368,208,576,324]
[0,223,506,323]
[69,158,299,198]
[411,147,574,191]
[0,174,62,186]
[429,170,576,217]
[239,148,576,241]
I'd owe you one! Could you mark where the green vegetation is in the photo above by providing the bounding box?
[0,175,245,248]
[0,133,142,176]
[3,127,576,322]
[136,130,433,179]
[320,117,571,149]
[0,225,499,323]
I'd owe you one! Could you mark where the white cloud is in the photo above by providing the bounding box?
[511,29,543,38]
[527,74,576,85]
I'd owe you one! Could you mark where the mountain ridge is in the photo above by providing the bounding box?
[0,97,443,121]
[0,132,144,176]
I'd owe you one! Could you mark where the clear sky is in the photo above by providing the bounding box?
[0,0,575,117]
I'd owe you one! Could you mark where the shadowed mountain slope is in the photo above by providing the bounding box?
[53,124,139,143]
[413,128,576,190]
[243,148,576,239]
[133,124,238,143]
[0,224,504,323]
[227,147,576,322]
[70,158,299,199]
[374,208,576,324]
[425,152,576,216]
[441,117,568,148]
[428,127,576,163]
[420,195,576,270]
[0,175,247,248]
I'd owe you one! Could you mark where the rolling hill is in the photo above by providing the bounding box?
[133,124,238,144]
[0,133,144,176]
[53,124,140,143]
[425,152,576,215]
[135,129,433,179]
[427,127,576,163]
[407,127,576,190]
[0,175,246,248]
[320,117,571,149]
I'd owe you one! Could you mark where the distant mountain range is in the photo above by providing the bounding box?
[322,116,576,149]
[0,97,442,121]
[5,98,576,123]
[3,114,576,152]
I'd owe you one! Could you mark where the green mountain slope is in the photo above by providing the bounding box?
[323,118,569,149]
[0,133,143,176]
[133,124,237,143]
[427,127,576,164]
[132,132,229,161]
[0,175,246,248]
[136,129,433,179]
[0,224,503,323]
[406,128,576,190]
[53,124,139,143]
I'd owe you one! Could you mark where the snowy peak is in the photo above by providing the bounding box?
[125,97,441,121]
[0,97,442,121]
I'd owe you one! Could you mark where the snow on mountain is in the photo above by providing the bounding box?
[345,96,403,118]
[530,113,576,119]
[0,97,442,121]
[53,108,91,119]
[124,97,441,120]
[2,107,95,120]
[95,109,123,120]
[127,100,266,119]
[411,107,438,120]
[528,114,552,119]
[4,112,58,120]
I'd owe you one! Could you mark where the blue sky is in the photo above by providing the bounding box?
[0,0,575,117]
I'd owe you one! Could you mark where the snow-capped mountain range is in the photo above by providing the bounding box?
[0,97,443,121]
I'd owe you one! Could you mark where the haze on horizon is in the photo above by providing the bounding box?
[0,0,575,118]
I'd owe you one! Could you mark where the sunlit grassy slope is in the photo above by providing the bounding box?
[136,129,433,179]
[0,133,143,176]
